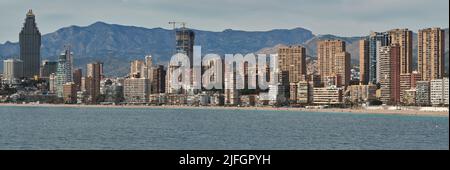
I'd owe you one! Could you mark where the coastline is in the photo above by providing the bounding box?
[0,103,448,117]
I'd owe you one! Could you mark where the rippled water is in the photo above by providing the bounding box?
[0,106,448,150]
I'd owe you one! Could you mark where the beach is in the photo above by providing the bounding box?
[0,103,448,117]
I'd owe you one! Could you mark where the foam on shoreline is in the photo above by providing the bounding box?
[0,103,448,117]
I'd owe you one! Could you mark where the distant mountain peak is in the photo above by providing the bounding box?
[90,21,110,27]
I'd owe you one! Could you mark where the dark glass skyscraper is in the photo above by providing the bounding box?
[19,9,41,78]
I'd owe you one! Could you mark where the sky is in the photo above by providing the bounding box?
[0,0,448,43]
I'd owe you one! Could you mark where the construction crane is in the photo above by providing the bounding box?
[168,21,186,30]
[168,21,188,54]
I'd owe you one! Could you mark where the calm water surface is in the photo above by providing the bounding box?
[0,106,448,149]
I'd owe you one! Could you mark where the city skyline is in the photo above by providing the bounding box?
[0,0,449,43]
[0,6,448,108]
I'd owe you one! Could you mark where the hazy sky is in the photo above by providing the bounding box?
[0,0,448,43]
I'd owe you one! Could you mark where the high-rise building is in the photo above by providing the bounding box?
[176,28,195,68]
[166,64,182,94]
[86,62,102,103]
[317,40,349,87]
[123,78,151,103]
[359,39,369,84]
[379,45,401,105]
[335,52,351,87]
[49,73,56,93]
[289,83,298,103]
[150,65,166,94]
[72,68,82,92]
[202,57,223,91]
[418,27,445,81]
[40,60,57,80]
[430,78,449,106]
[388,29,413,74]
[415,81,430,106]
[62,82,77,104]
[166,27,195,94]
[368,32,390,84]
[297,80,310,104]
[130,60,144,78]
[224,63,239,105]
[2,59,23,84]
[277,45,306,84]
[19,9,41,78]
[145,55,153,67]
[55,47,74,97]
[268,83,287,105]
[399,71,421,103]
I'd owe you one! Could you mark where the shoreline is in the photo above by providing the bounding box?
[0,103,448,117]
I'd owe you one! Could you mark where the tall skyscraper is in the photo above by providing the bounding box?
[56,47,74,97]
[317,40,349,87]
[277,45,307,84]
[176,28,195,67]
[86,62,102,103]
[379,45,401,105]
[368,32,390,84]
[418,27,445,81]
[359,39,369,84]
[166,27,195,94]
[19,9,41,78]
[388,28,413,74]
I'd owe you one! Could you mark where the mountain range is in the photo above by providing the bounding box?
[0,21,448,76]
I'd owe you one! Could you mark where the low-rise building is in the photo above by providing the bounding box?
[268,83,287,105]
[210,93,224,106]
[415,81,430,106]
[312,86,343,105]
[123,78,150,103]
[403,89,416,106]
[348,84,377,104]
[240,95,257,106]
[430,78,449,106]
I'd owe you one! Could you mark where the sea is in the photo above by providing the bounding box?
[0,106,448,150]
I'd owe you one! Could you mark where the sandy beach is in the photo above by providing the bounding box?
[0,103,448,117]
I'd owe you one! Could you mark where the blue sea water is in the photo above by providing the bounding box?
[0,106,448,150]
